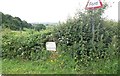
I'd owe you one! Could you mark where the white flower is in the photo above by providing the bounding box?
[19,48,22,50]
[21,52,24,55]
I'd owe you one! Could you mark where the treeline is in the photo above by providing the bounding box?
[0,12,46,31]
[1,12,32,30]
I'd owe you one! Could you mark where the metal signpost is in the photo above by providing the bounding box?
[85,0,103,50]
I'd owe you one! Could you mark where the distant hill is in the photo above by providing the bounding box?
[1,12,32,30]
[31,22,58,26]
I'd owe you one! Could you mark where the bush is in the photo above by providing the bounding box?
[2,29,53,60]
[53,8,118,69]
[32,24,46,31]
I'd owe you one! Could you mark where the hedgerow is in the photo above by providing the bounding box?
[2,29,53,60]
[52,6,118,70]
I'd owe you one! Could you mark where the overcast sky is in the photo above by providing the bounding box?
[0,0,119,23]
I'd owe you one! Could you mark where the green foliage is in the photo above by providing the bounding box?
[1,12,32,30]
[32,24,46,31]
[53,4,118,69]
[1,3,118,74]
[2,57,118,74]
[2,29,53,60]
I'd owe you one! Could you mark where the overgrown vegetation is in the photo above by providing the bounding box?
[52,5,118,71]
[1,3,119,74]
[2,28,53,60]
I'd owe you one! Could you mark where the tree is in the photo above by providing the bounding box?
[33,24,46,31]
[1,12,32,30]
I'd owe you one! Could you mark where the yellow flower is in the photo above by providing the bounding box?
[61,61,64,64]
[51,60,53,62]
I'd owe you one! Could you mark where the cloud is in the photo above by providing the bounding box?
[0,0,118,22]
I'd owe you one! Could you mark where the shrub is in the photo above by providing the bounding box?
[2,29,53,60]
[53,6,118,69]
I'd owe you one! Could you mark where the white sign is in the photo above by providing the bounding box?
[85,0,103,10]
[46,42,56,51]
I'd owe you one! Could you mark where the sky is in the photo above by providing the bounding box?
[0,0,119,23]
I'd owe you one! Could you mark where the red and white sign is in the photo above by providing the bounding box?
[85,0,103,10]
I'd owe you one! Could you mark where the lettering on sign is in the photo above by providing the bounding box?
[85,0,103,10]
[89,2,98,6]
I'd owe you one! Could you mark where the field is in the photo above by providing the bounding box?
[2,55,118,74]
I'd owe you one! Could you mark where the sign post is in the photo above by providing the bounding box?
[85,0,103,50]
